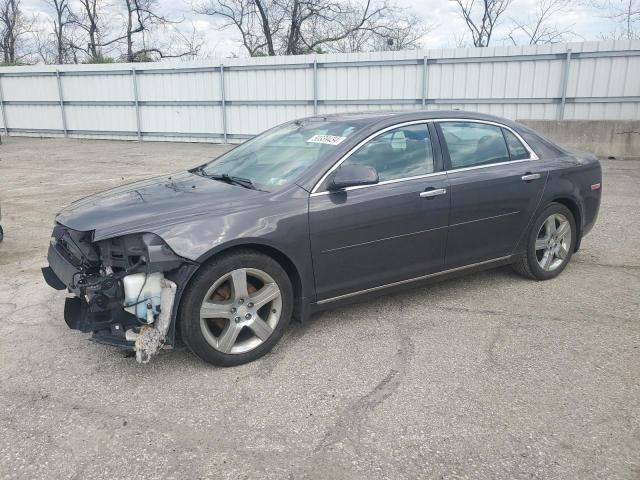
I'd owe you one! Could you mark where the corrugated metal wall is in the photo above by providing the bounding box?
[0,40,638,143]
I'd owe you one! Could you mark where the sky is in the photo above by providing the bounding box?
[21,0,618,59]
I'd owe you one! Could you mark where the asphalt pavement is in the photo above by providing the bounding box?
[0,137,638,479]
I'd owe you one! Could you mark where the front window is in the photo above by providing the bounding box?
[340,123,434,182]
[200,119,364,190]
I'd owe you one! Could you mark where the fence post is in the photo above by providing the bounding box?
[422,55,428,108]
[220,64,227,144]
[132,67,142,140]
[55,69,68,137]
[313,59,318,115]
[559,48,572,120]
[0,74,8,136]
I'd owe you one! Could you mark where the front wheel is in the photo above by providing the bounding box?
[179,250,293,366]
[513,203,576,280]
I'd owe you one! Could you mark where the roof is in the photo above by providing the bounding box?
[304,110,520,128]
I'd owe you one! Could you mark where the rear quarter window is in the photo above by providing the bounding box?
[502,129,530,160]
[517,129,566,159]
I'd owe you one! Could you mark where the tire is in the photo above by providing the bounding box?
[179,249,293,366]
[513,203,577,280]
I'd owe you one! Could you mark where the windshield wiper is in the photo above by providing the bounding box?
[192,166,264,191]
[208,173,257,190]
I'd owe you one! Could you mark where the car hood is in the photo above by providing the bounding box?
[56,171,267,241]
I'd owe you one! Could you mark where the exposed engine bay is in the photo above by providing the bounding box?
[42,224,197,363]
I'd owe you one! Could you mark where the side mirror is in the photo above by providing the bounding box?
[327,164,379,190]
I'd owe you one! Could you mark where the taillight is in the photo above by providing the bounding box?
[591,183,601,191]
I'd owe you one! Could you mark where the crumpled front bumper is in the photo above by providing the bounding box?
[42,236,197,359]
[42,241,140,349]
[42,221,202,362]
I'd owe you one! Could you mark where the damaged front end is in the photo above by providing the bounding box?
[42,224,198,363]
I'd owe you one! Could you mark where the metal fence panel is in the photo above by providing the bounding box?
[0,40,638,142]
[2,75,59,101]
[62,73,134,102]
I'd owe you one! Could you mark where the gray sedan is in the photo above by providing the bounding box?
[42,111,602,366]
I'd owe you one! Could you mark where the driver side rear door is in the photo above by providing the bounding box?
[436,120,548,269]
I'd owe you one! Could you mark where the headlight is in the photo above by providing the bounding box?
[97,233,183,273]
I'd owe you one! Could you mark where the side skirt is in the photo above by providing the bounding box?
[309,255,516,314]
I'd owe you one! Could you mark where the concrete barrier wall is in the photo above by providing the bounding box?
[519,120,640,158]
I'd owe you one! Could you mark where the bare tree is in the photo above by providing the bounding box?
[280,0,400,55]
[42,0,76,63]
[72,0,105,59]
[195,0,425,55]
[103,0,201,61]
[254,0,277,55]
[451,0,513,47]
[0,0,50,64]
[369,12,433,51]
[194,0,285,56]
[507,0,576,45]
[592,0,640,39]
[331,9,432,52]
[67,0,200,62]
[165,21,207,59]
[0,0,31,63]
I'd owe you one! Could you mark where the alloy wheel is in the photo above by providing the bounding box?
[199,268,282,354]
[535,213,572,272]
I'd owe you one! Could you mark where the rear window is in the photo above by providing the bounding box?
[441,122,510,169]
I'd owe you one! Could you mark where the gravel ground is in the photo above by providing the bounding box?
[0,136,639,480]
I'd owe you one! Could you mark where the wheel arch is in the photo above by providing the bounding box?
[549,196,583,252]
[193,239,308,322]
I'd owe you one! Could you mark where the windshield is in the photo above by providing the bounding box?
[199,119,364,190]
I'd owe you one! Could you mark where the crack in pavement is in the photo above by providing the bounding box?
[304,333,415,477]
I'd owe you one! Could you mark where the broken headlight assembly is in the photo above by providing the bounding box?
[93,232,183,317]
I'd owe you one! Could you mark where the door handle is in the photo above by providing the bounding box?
[521,173,541,182]
[420,188,447,198]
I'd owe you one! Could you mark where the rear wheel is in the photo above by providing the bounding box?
[513,203,576,280]
[179,250,293,366]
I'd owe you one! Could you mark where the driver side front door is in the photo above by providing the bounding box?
[308,122,450,302]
